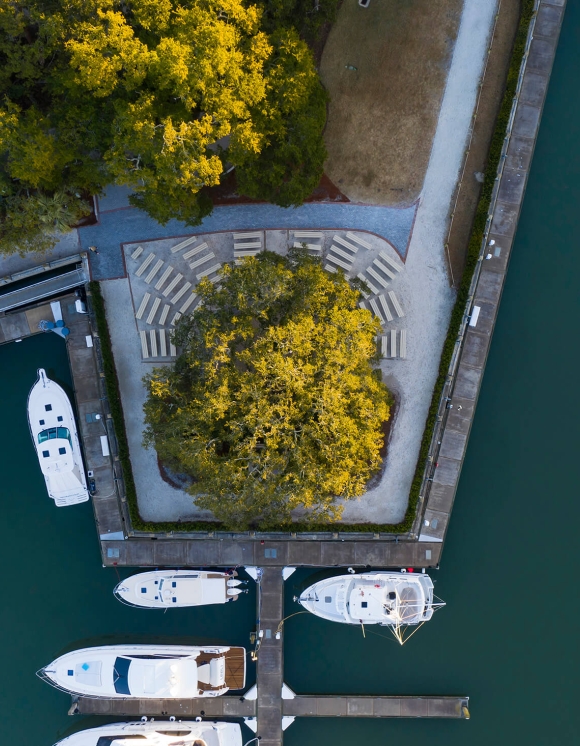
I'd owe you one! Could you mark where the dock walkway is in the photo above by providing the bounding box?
[256,568,284,746]
[74,695,469,720]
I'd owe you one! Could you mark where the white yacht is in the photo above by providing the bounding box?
[114,570,246,609]
[38,644,246,698]
[53,719,242,746]
[296,572,443,644]
[27,368,89,506]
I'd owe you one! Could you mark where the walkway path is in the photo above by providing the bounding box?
[80,201,417,281]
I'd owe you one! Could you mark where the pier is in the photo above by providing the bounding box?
[73,695,469,720]
[70,566,469,739]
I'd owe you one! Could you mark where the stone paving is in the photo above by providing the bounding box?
[81,201,418,282]
[103,228,424,524]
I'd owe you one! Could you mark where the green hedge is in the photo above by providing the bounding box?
[88,281,140,527]
[91,0,535,536]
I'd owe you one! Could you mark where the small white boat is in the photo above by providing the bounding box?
[27,368,89,506]
[38,644,246,698]
[53,719,242,746]
[114,570,246,608]
[296,571,444,644]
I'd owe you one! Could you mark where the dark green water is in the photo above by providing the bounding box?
[0,334,256,744]
[2,3,580,745]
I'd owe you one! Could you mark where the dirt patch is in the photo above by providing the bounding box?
[320,0,463,206]
[444,0,522,286]
[157,455,196,491]
[202,171,349,206]
[363,393,399,493]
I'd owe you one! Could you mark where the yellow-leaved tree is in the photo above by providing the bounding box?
[143,252,392,529]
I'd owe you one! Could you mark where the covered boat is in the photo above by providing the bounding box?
[38,644,246,698]
[114,570,245,608]
[296,572,443,644]
[53,719,242,746]
[27,368,89,506]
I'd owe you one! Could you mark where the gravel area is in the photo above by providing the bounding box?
[338,0,500,524]
[100,277,215,521]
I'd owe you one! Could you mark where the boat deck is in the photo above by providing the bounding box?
[198,648,246,692]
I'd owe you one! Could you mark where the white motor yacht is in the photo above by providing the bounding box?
[114,570,246,609]
[27,368,89,506]
[296,572,443,644]
[38,644,246,698]
[53,719,242,746]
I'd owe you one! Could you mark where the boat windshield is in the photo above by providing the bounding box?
[113,657,131,695]
[38,427,71,445]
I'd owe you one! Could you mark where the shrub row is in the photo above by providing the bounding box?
[91,0,535,536]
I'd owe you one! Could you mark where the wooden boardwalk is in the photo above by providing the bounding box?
[74,695,469,720]
[256,568,284,746]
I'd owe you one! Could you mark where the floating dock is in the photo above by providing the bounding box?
[73,695,469,720]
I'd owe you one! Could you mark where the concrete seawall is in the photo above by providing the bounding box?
[415,0,567,544]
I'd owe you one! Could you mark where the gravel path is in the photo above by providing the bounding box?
[338,0,500,524]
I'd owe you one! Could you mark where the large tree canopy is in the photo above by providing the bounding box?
[143,252,391,529]
[0,0,326,253]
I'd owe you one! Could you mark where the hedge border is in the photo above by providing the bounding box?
[90,0,534,536]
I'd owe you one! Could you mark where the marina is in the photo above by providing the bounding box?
[0,2,579,746]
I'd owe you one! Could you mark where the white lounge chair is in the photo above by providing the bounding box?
[140,330,149,359]
[399,329,407,359]
[346,232,372,250]
[130,246,144,260]
[146,297,161,325]
[183,242,208,260]
[379,250,403,273]
[135,293,151,320]
[171,235,198,254]
[171,281,192,305]
[190,252,215,270]
[162,273,183,297]
[388,290,404,318]
[144,259,164,284]
[333,236,359,254]
[135,253,155,277]
[154,266,173,291]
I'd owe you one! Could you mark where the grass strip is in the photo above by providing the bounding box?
[92,0,535,536]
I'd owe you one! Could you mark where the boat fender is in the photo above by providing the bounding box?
[141,717,148,722]
[196,717,202,722]
[169,717,176,722]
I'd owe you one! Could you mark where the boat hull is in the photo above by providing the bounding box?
[27,368,89,506]
[53,720,242,746]
[114,570,243,608]
[297,572,435,626]
[39,644,247,698]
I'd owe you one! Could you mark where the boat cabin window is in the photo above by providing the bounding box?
[45,404,52,411]
[155,732,193,738]
[39,419,45,425]
[57,415,63,421]
[42,450,50,458]
[38,427,71,445]
[113,657,131,695]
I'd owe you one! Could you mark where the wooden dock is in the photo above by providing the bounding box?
[72,567,469,741]
[73,695,469,720]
